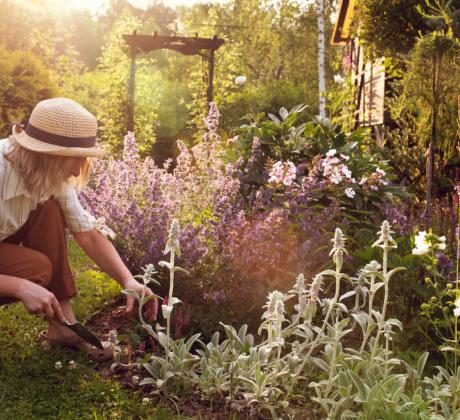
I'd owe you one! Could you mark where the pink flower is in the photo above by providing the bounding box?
[345,187,355,198]
[268,161,297,186]
[341,166,353,180]
[227,135,239,146]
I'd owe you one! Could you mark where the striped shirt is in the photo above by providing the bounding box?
[0,138,115,242]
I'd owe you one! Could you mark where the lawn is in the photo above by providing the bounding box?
[0,241,176,419]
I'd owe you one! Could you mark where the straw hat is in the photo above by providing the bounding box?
[11,98,106,158]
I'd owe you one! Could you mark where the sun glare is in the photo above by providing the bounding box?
[43,0,224,16]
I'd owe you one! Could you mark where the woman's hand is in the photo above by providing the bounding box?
[16,280,65,322]
[123,278,158,322]
[74,230,158,322]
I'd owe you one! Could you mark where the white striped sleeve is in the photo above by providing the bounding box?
[56,185,116,239]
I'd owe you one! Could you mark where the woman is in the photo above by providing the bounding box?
[0,98,158,360]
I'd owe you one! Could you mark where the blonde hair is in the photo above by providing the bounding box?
[4,137,90,199]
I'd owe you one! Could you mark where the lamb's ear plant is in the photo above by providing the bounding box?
[124,219,460,418]
[123,219,197,394]
[122,264,161,339]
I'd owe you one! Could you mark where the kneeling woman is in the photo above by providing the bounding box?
[0,98,157,360]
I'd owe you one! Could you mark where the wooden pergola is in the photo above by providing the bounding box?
[123,31,225,131]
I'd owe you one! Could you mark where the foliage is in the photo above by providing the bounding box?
[219,79,314,131]
[353,199,460,372]
[0,0,341,157]
[367,1,460,198]
[0,240,169,418]
[79,132,211,279]
[356,0,432,57]
[226,105,404,222]
[127,219,460,418]
[92,10,160,155]
[81,103,408,330]
[0,47,57,137]
[178,0,338,134]
[0,0,84,69]
[386,52,459,196]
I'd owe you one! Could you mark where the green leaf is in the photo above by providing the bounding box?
[139,377,157,386]
[157,331,170,349]
[279,107,288,121]
[267,113,280,123]
[338,371,350,398]
[348,370,368,400]
[312,357,330,373]
[185,333,201,352]
[141,294,160,305]
[122,289,141,301]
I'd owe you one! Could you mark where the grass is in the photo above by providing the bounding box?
[0,240,176,419]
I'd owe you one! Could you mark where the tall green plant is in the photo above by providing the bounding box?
[96,10,160,155]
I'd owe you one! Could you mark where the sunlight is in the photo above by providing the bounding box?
[45,0,225,15]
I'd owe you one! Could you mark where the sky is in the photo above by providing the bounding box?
[11,0,228,17]
[61,0,225,15]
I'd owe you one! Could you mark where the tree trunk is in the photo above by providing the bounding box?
[426,53,441,219]
[127,45,136,133]
[316,0,326,118]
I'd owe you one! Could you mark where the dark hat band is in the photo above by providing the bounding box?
[24,123,96,148]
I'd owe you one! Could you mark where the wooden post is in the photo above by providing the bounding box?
[122,32,224,125]
[206,48,215,105]
[426,53,441,219]
[127,40,137,133]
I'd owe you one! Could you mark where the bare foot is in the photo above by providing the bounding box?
[47,319,78,341]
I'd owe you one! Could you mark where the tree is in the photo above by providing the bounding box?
[373,1,460,202]
[356,0,430,57]
[0,47,57,137]
[176,0,336,133]
[317,0,326,118]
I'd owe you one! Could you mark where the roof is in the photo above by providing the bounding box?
[331,0,356,45]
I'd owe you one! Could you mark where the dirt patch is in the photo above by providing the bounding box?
[83,297,320,419]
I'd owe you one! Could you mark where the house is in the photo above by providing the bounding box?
[331,0,387,131]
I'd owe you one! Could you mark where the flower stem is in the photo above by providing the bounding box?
[165,248,176,375]
[360,273,376,353]
[370,243,389,365]
[455,203,459,372]
[298,262,342,374]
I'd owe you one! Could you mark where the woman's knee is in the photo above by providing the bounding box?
[32,253,53,287]
[0,243,54,288]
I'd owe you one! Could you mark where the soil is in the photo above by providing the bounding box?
[83,297,321,419]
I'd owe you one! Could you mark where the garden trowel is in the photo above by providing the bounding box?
[62,319,104,350]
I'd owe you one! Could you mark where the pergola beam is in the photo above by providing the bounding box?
[123,32,224,55]
[123,31,225,132]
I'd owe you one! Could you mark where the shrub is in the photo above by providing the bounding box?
[81,103,407,328]
[0,47,57,137]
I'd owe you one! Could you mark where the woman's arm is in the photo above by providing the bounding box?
[0,274,65,321]
[72,229,158,321]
